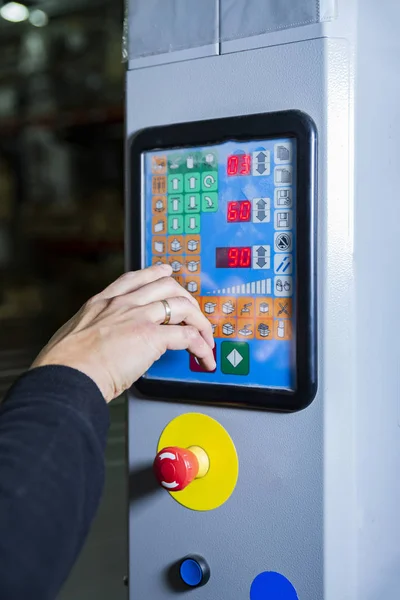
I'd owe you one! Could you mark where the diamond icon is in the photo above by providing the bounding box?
[221,342,250,375]
[226,349,243,368]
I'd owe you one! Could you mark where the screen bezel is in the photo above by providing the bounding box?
[128,110,317,412]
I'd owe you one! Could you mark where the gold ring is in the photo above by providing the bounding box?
[161,299,172,325]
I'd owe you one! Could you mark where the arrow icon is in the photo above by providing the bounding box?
[204,196,214,208]
[189,176,196,189]
[257,163,267,174]
[172,178,179,190]
[203,174,215,188]
[188,195,198,210]
[253,151,270,176]
[256,198,267,221]
[253,245,270,269]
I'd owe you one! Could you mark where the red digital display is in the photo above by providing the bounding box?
[216,247,252,268]
[227,200,252,222]
[227,154,251,176]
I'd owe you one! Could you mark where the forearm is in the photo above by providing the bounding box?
[0,366,109,600]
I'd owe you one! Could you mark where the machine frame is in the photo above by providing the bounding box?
[128,109,318,412]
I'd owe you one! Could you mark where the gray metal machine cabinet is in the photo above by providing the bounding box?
[126,1,400,598]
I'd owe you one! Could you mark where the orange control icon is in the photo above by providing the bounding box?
[153,446,210,492]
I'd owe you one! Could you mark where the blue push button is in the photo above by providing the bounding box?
[179,555,210,588]
[250,572,298,599]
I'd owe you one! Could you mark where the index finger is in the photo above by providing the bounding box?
[157,325,216,372]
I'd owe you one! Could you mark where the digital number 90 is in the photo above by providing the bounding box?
[228,247,251,268]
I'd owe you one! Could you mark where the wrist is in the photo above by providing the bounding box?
[31,356,115,403]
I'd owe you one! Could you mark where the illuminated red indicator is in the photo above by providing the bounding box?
[227,154,251,176]
[216,247,252,268]
[228,247,239,267]
[227,200,252,222]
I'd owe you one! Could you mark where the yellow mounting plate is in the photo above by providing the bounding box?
[157,413,239,511]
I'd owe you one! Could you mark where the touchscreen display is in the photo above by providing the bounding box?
[142,138,296,390]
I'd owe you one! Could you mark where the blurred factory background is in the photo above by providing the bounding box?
[0,1,127,598]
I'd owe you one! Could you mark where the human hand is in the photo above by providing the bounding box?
[31,265,215,402]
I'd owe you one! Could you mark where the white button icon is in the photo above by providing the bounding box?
[252,198,271,223]
[154,220,164,233]
[274,166,293,186]
[154,241,164,253]
[171,177,180,190]
[274,210,293,230]
[226,349,243,368]
[205,153,215,165]
[274,253,292,275]
[252,245,271,270]
[188,196,198,209]
[274,142,293,164]
[203,174,216,188]
[188,176,197,190]
[274,276,293,297]
[274,232,293,253]
[274,188,293,208]
[252,150,271,176]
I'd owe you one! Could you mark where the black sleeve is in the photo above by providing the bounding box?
[0,365,110,600]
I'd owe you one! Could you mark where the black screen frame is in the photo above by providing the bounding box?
[128,110,317,412]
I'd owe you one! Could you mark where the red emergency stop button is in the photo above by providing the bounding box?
[154,446,210,491]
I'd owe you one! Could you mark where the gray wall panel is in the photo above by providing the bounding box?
[126,38,328,599]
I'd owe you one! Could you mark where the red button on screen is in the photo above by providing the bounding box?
[189,347,217,373]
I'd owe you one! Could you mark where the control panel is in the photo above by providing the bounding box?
[129,111,317,410]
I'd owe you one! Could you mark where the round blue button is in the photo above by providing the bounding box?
[250,572,298,599]
[179,555,210,588]
[180,559,202,587]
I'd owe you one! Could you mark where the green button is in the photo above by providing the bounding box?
[184,172,201,193]
[168,154,185,173]
[168,174,183,194]
[168,215,184,234]
[168,195,183,214]
[202,171,218,192]
[183,152,202,172]
[184,214,201,234]
[201,192,218,213]
[184,193,201,213]
[201,151,218,170]
[221,342,250,376]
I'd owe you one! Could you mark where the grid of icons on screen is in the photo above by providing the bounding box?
[149,151,220,297]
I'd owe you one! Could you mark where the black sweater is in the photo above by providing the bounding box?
[0,365,110,599]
